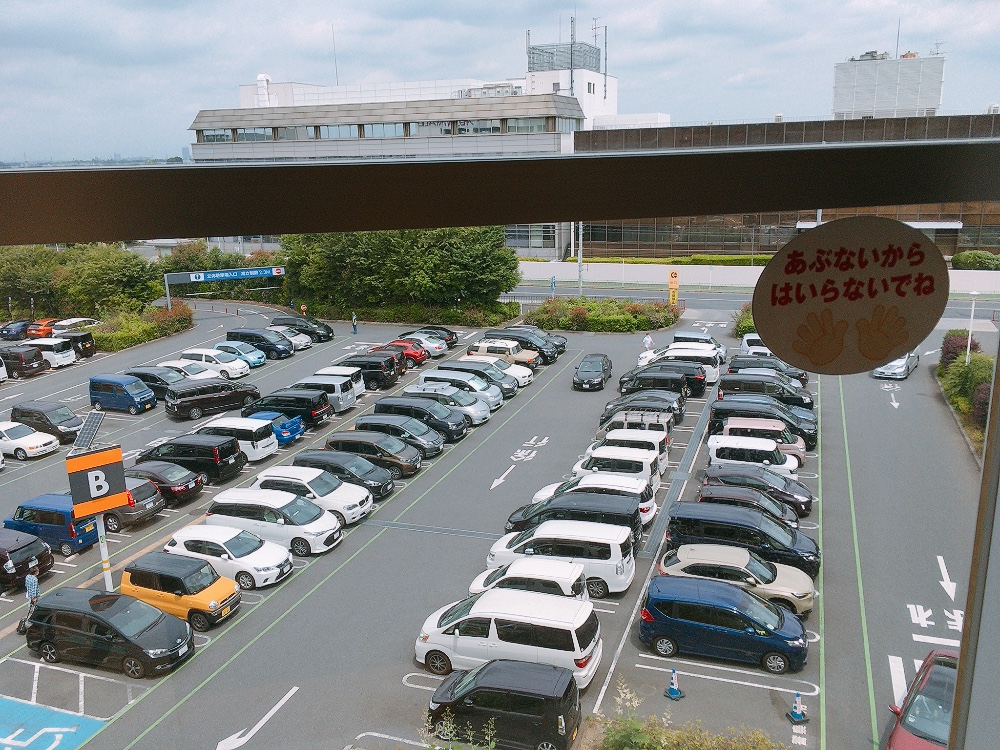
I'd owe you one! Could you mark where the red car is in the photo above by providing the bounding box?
[886,649,957,749]
[373,339,429,369]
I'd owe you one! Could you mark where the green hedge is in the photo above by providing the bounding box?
[951,250,1000,270]
[524,297,680,332]
[732,302,756,337]
[91,300,194,352]
[306,301,521,328]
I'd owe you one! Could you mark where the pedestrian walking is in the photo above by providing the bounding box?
[642,332,654,351]
[351,312,358,335]
[18,566,40,633]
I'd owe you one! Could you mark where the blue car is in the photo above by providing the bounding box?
[214,340,267,368]
[0,320,30,340]
[639,575,807,674]
[246,410,305,446]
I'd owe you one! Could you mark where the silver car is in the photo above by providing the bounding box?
[398,333,447,357]
[871,350,919,379]
[402,383,490,425]
[267,325,313,350]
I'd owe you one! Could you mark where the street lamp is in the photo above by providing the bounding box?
[966,291,980,365]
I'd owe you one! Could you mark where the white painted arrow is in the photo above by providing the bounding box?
[491,465,516,490]
[890,392,899,409]
[937,556,956,601]
[217,686,298,750]
[924,349,940,356]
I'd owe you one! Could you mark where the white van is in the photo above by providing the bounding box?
[468,558,589,599]
[721,417,807,466]
[415,588,603,688]
[30,337,77,368]
[740,333,772,356]
[706,435,799,477]
[460,354,534,386]
[0,360,7,382]
[314,366,366,400]
[289,375,357,413]
[571,446,661,493]
[205,488,342,556]
[193,417,279,462]
[585,429,669,475]
[487,520,636,599]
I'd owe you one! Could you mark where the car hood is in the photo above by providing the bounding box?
[774,607,806,640]
[131,613,190,651]
[790,530,819,556]
[531,483,562,504]
[763,563,815,601]
[326,482,370,504]
[506,504,534,526]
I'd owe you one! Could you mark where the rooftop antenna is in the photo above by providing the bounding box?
[932,40,945,56]
[895,18,900,58]
[331,22,340,85]
[592,17,600,46]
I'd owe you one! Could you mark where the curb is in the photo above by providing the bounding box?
[934,369,984,469]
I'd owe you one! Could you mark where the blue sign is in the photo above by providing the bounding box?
[189,267,285,283]
[550,275,557,292]
[0,698,105,749]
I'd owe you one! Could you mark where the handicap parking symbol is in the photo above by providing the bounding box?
[0,698,105,749]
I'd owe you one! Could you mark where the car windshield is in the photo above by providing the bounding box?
[466,375,489,390]
[226,530,264,558]
[437,593,483,628]
[739,590,783,631]
[760,515,795,549]
[268,413,291,428]
[450,661,489,698]
[900,662,956,745]
[45,406,78,425]
[403,418,430,436]
[375,435,407,453]
[746,552,777,584]
[229,342,254,354]
[182,362,209,375]
[261,331,285,343]
[451,390,477,407]
[124,380,151,396]
[553,478,581,495]
[10,538,49,564]
[342,455,374,476]
[754,492,786,519]
[424,401,451,419]
[280,496,324,525]
[578,361,603,373]
[107,598,163,638]
[158,464,192,482]
[483,563,510,586]
[5,424,34,440]
[182,563,220,593]
[156,369,185,384]
[308,471,343,495]
[509,528,536,548]
[480,365,504,379]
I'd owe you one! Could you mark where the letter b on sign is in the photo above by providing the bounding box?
[88,470,110,497]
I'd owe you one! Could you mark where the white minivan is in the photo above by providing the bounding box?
[486,520,636,599]
[706,435,800,477]
[30,337,77,368]
[584,429,669,475]
[468,558,589,599]
[415,588,603,688]
[314,365,366,400]
[571,446,661,493]
[194,417,279,462]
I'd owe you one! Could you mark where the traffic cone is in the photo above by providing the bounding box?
[786,692,809,724]
[663,668,684,701]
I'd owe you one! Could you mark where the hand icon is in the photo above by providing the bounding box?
[792,309,848,367]
[856,304,908,361]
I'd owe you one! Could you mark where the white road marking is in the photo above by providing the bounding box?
[635,656,820,696]
[401,672,444,691]
[888,655,907,706]
[593,607,617,614]
[912,634,961,647]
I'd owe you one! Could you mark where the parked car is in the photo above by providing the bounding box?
[707,398,817,450]
[408,325,459,348]
[416,369,504,410]
[87,476,165,533]
[367,344,407,376]
[483,328,558,364]
[240,388,332,428]
[50,317,101,334]
[58,331,97,359]
[193,417,279,462]
[26,318,60,338]
[226,328,294,360]
[164,379,259,421]
[698,483,799,528]
[602,389,687,426]
[124,366,188,399]
[468,558,589,599]
[460,354,534,386]
[10,401,83,444]
[672,330,728,360]
[4,494,98,557]
[0,421,59,460]
[90,374,157,414]
[372,396,468,442]
[886,649,958,750]
[531,474,657,526]
[353,413,445,458]
[702,464,815,518]
[740,333,772,356]
[706,435,800,478]
[339,354,399,390]
[573,353,614,390]
[164,525,294,591]
[402,383,491,425]
[324,430,422,479]
[399,330,450,354]
[0,528,55,592]
[717,372,814,410]
[249,465,374,527]
[505,325,568,353]
[374,339,429,368]
[727,354,809,385]
[157,360,218,380]
[292,450,395,500]
[125,460,204,506]
[314,365,366,400]
[871,350,920,380]
[25,588,195,678]
[30,337,77,368]
[720,416,806,467]
[244,411,306,446]
[267,325,313,350]
[0,320,30,340]
[438,359,518,398]
[135,434,248,485]
[0,345,50,379]
[270,314,334,342]
[213,340,267,368]
[465,339,540,370]
[179,349,251,379]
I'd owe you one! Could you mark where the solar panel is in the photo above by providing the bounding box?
[72,411,105,451]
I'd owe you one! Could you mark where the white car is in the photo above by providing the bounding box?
[179,348,251,379]
[460,354,534,386]
[267,325,312,350]
[740,333,772,357]
[157,360,218,380]
[248,465,374,527]
[163,525,294,591]
[399,333,447,357]
[0,421,59,460]
[51,317,101,334]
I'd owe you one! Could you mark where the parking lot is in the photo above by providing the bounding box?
[0,299,989,750]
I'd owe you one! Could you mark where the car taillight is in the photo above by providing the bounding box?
[126,491,135,508]
[69,524,76,539]
[717,390,723,399]
[574,652,593,669]
[311,408,323,416]
[640,608,654,623]
[213,447,220,462]
[204,511,213,516]
[279,430,290,437]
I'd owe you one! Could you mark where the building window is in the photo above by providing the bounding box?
[318,124,357,140]
[455,120,501,135]
[235,128,272,142]
[276,127,312,141]
[505,224,555,248]
[409,121,453,136]
[553,82,561,92]
[556,118,579,133]
[588,82,595,94]
[508,118,547,133]
[362,123,404,138]
[201,129,233,143]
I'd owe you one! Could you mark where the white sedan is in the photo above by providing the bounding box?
[871,351,920,380]
[267,326,313,350]
[164,525,294,591]
[248,466,374,527]
[399,333,447,357]
[0,421,59,460]
[179,348,251,379]
[156,360,219,380]
[460,355,534,386]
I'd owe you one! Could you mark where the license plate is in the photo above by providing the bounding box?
[220,606,230,617]
[178,643,188,656]
[28,557,38,567]
[84,524,94,532]
[144,501,153,509]
[227,456,236,464]
[582,384,591,389]
[186,481,195,489]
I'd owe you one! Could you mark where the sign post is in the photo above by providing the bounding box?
[668,270,680,306]
[67,444,128,591]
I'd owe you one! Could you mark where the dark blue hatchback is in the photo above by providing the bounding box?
[0,320,30,340]
[639,575,807,674]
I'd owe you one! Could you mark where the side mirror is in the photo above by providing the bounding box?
[277,518,285,525]
[220,554,230,561]
[463,698,474,707]
[305,493,315,499]
[889,705,902,718]
[744,627,756,635]
[745,578,757,586]
[524,547,535,555]
[173,590,184,597]
[763,460,771,466]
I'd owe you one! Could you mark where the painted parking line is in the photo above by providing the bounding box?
[888,656,907,706]
[401,672,444,692]
[350,732,427,750]
[53,561,77,568]
[361,519,503,541]
[912,633,961,647]
[635,654,820,696]
[593,607,617,614]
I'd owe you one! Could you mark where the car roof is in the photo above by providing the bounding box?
[295,375,350,385]
[540,492,639,513]
[28,337,70,344]
[35,588,140,615]
[265,388,326,398]
[12,400,68,412]
[0,527,43,549]
[467,660,573,697]
[16,493,76,511]
[244,410,289,420]
[167,378,228,392]
[198,417,272,429]
[182,348,225,355]
[471,589,593,627]
[404,383,460,395]
[588,445,657,460]
[125,366,177,375]
[126,460,192,476]
[0,420,30,431]
[294,449,360,466]
[255,465,324,481]
[603,429,666,443]
[669,501,764,523]
[126,551,208,575]
[90,374,143,385]
[532,519,632,542]
[724,417,788,430]
[160,433,237,447]
[355,414,411,426]
[473,338,519,348]
[327,430,388,444]
[707,435,779,450]
[580,353,609,361]
[213,488,296,507]
[172,524,251,544]
[647,574,749,607]
[573,474,648,492]
[676,544,752,567]
[502,558,586,579]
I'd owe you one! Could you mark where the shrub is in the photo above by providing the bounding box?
[943,353,995,405]
[143,300,193,336]
[732,302,756,337]
[972,382,992,427]
[523,297,679,333]
[939,332,980,374]
[569,306,590,331]
[304,301,519,328]
[951,250,1000,270]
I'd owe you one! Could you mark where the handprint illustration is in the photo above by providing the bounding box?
[856,304,908,361]
[791,309,849,367]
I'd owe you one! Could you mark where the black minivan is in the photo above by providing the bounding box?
[227,328,294,360]
[241,388,332,427]
[10,400,83,444]
[707,400,817,450]
[340,353,399,390]
[270,314,334,342]
[0,345,50,378]
[428,660,580,750]
[164,379,260,421]
[505,492,644,545]
[135,434,248,485]
[373,396,467,441]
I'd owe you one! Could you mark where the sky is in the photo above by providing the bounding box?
[2,0,998,163]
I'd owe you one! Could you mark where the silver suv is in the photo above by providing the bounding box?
[401,383,490,425]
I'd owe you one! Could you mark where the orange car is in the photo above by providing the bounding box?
[26,318,60,338]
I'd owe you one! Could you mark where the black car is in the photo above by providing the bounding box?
[506,325,568,353]
[0,345,50,378]
[324,430,423,479]
[573,353,613,390]
[373,396,468,442]
[58,330,97,358]
[164,379,260,421]
[619,369,690,397]
[702,464,815,517]
[124,460,204,506]
[352,414,445,458]
[484,329,559,365]
[619,361,707,397]
[292,450,395,499]
[125,366,188,399]
[10,400,83,444]
[135,434,247,485]
[339,353,399,390]
[241,388,332,427]
[437,360,518,399]
[401,326,459,348]
[602,389,687,425]
[0,528,55,592]
[25,588,195,679]
[697,484,799,528]
[270,314,334,342]
[707,399,817,451]
[727,355,809,385]
[718,393,817,424]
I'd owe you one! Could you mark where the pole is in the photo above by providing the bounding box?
[577,221,583,296]
[95,513,113,591]
[966,292,979,365]
[164,274,172,311]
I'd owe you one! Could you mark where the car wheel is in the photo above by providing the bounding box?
[388,466,402,480]
[242,395,255,407]
[425,650,452,675]
[13,448,28,461]
[17,332,26,340]
[39,642,61,663]
[219,370,230,380]
[197,472,210,486]
[90,399,101,409]
[104,514,122,533]
[11,371,20,379]
[123,656,146,679]
[127,404,139,415]
[537,742,559,750]
[290,538,311,557]
[332,511,346,528]
[763,652,789,674]
[586,578,609,599]
[188,407,203,420]
[235,571,256,591]
[189,611,212,632]
[405,357,417,369]
[653,636,678,658]
[772,599,796,614]
[59,542,74,557]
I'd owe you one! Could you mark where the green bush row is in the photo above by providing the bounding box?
[305,301,521,328]
[524,297,680,332]
[951,250,1000,270]
[91,300,194,352]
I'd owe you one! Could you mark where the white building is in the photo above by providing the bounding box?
[833,51,945,120]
